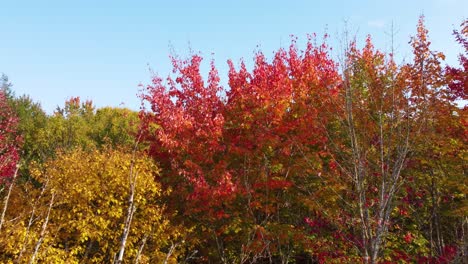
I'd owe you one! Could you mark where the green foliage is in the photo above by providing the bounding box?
[11,95,49,162]
[91,107,139,147]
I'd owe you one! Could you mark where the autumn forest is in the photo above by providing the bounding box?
[0,18,466,263]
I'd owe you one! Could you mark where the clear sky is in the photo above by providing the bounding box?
[1,0,466,113]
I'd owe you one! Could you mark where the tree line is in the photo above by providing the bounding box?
[0,17,466,263]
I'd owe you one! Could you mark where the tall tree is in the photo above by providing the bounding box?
[403,18,467,262]
[140,38,346,262]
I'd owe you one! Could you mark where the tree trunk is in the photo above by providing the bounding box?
[29,193,55,264]
[0,165,19,232]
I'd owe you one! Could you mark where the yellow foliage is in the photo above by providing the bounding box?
[0,148,186,263]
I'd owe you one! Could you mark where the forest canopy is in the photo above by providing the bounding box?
[0,17,466,264]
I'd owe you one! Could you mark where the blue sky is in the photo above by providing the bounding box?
[1,0,466,113]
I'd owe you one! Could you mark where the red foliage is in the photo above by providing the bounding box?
[403,232,413,243]
[445,19,468,100]
[140,37,339,211]
[138,20,464,261]
[0,91,20,179]
[140,54,230,218]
